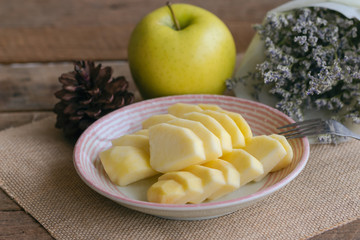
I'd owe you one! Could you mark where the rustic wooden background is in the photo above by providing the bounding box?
[0,0,359,239]
[0,0,289,63]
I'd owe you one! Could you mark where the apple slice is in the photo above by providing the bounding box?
[167,103,203,117]
[242,135,287,182]
[99,146,158,186]
[220,110,253,140]
[202,110,245,148]
[269,134,293,172]
[158,171,203,204]
[198,104,253,140]
[183,112,232,154]
[147,179,186,204]
[167,118,222,160]
[198,103,223,111]
[148,123,206,172]
[183,165,226,203]
[111,134,149,154]
[203,159,240,200]
[132,129,149,136]
[221,149,264,186]
[142,114,177,129]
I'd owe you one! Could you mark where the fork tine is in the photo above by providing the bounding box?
[277,122,322,135]
[278,118,360,140]
[277,118,323,129]
[281,126,327,138]
[285,134,308,139]
[278,118,329,139]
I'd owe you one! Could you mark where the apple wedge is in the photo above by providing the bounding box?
[132,129,149,136]
[99,146,158,186]
[158,171,203,204]
[167,103,203,117]
[198,104,253,140]
[242,135,287,182]
[203,159,240,200]
[167,118,222,161]
[148,123,206,172]
[221,149,264,186]
[202,110,245,148]
[147,180,186,204]
[198,103,223,111]
[269,134,293,172]
[220,110,253,140]
[111,134,149,154]
[183,165,226,203]
[142,114,177,129]
[183,112,232,154]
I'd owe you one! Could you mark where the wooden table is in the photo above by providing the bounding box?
[0,1,359,239]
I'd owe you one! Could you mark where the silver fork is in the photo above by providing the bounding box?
[277,118,360,140]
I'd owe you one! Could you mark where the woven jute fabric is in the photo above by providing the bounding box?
[0,116,359,240]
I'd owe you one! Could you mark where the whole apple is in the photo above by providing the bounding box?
[128,3,236,99]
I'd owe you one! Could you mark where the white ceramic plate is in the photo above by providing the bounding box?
[73,94,310,220]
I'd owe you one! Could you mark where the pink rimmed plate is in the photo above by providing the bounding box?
[73,94,309,220]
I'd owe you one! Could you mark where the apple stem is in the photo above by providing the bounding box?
[166,1,181,31]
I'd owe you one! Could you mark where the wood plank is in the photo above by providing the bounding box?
[0,61,141,112]
[0,188,53,239]
[0,210,53,240]
[310,220,360,240]
[0,0,289,63]
[1,189,52,239]
[0,189,21,211]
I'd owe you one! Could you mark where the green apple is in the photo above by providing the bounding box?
[128,3,236,99]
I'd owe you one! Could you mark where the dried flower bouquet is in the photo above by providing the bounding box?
[229,0,360,140]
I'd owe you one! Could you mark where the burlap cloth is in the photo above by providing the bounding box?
[0,116,359,240]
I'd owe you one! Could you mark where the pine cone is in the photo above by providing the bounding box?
[54,61,134,139]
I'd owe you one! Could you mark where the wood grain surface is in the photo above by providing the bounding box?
[0,0,288,63]
[0,0,359,239]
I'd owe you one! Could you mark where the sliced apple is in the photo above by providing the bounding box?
[148,123,206,172]
[159,171,203,204]
[269,134,293,172]
[111,134,149,154]
[202,159,240,200]
[221,149,264,186]
[183,165,226,203]
[220,110,253,140]
[202,110,245,148]
[242,135,287,182]
[99,146,158,186]
[132,129,149,136]
[167,103,203,117]
[167,118,222,160]
[198,103,223,111]
[198,104,253,140]
[183,112,232,154]
[147,179,186,204]
[142,114,177,129]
